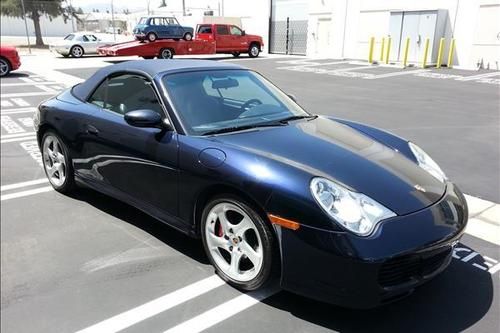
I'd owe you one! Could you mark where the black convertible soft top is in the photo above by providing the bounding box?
[71,59,244,101]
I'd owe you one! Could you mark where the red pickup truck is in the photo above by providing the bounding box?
[196,24,264,58]
[97,23,264,59]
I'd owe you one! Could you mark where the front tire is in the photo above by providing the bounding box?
[41,131,75,193]
[0,57,11,77]
[201,195,276,291]
[147,32,157,42]
[70,45,84,58]
[248,43,260,58]
[183,32,193,41]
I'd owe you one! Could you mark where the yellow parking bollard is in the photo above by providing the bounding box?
[422,38,430,68]
[447,38,455,68]
[368,37,375,64]
[385,37,391,64]
[436,38,445,68]
[380,38,385,62]
[402,37,410,67]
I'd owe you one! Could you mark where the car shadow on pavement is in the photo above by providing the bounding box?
[67,187,210,265]
[262,259,494,332]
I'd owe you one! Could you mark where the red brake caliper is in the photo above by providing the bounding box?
[216,222,223,237]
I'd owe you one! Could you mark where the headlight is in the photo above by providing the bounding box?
[409,142,447,183]
[310,177,396,236]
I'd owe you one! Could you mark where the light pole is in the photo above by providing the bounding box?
[20,0,31,54]
[111,0,116,41]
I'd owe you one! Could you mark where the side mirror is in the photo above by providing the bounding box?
[125,109,171,130]
[287,93,297,103]
[242,30,246,36]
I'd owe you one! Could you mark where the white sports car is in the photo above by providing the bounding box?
[49,33,112,58]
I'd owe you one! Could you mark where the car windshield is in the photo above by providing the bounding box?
[163,70,310,135]
[138,17,147,24]
[64,34,74,40]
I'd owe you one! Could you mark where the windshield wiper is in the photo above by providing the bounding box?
[278,115,318,124]
[202,122,286,136]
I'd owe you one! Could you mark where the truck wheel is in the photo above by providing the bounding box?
[232,52,241,57]
[147,32,157,42]
[248,43,260,58]
[183,32,193,41]
[159,48,174,59]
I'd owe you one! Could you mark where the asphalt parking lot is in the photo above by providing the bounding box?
[1,57,499,332]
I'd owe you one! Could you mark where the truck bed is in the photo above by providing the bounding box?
[97,39,217,58]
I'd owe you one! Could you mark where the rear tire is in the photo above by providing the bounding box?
[70,45,84,58]
[159,48,174,59]
[0,57,11,77]
[183,32,193,41]
[248,43,260,58]
[147,32,157,42]
[201,194,276,291]
[41,131,75,193]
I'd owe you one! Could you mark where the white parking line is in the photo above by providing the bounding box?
[1,178,48,192]
[1,132,35,139]
[457,71,500,81]
[1,100,13,107]
[1,107,37,115]
[164,287,279,333]
[366,69,430,79]
[76,275,226,333]
[1,135,37,143]
[11,98,31,107]
[1,92,55,98]
[2,82,58,87]
[0,186,53,201]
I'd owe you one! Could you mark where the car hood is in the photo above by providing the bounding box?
[211,116,446,216]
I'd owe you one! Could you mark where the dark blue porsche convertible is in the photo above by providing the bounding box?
[34,60,468,308]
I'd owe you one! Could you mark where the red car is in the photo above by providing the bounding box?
[0,45,21,77]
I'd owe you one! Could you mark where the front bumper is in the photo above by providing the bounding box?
[274,182,468,308]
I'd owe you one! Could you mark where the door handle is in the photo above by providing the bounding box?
[86,124,99,135]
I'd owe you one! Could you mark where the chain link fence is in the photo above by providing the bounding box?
[270,17,308,55]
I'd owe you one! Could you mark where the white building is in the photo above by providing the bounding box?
[254,0,500,69]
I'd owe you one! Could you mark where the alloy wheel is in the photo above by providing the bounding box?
[0,59,10,77]
[71,46,83,58]
[205,202,264,282]
[250,46,259,57]
[42,135,67,187]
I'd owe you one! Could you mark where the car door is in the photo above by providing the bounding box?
[78,73,180,221]
[229,25,248,51]
[215,25,230,51]
[83,34,99,53]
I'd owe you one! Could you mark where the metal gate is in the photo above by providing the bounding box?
[270,17,308,55]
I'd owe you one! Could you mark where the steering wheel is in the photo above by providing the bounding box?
[240,99,262,112]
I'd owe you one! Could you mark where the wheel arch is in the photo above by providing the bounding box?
[193,183,271,238]
[0,55,12,67]
[37,123,58,147]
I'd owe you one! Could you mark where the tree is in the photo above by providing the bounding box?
[0,0,78,46]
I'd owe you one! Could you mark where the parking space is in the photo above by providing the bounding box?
[1,59,499,333]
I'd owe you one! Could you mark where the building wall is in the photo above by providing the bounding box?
[0,15,74,37]
[301,0,500,69]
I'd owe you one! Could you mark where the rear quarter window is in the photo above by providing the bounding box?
[216,25,229,35]
[198,25,212,34]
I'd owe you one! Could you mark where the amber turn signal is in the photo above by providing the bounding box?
[268,214,301,230]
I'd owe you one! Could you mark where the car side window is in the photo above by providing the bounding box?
[198,25,212,34]
[230,26,242,36]
[82,35,89,42]
[88,74,164,116]
[88,35,98,41]
[216,25,229,35]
